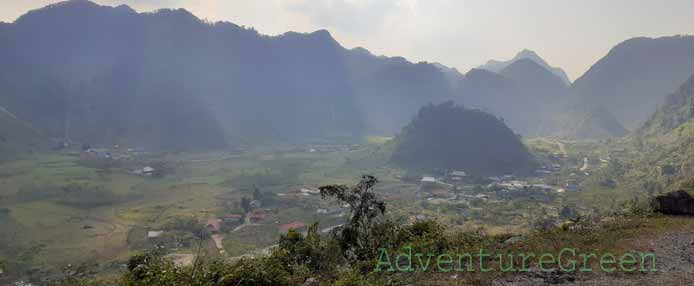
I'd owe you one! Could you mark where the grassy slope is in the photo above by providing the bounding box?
[0,106,45,161]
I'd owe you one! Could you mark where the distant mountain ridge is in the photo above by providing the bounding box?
[343,47,455,136]
[0,0,456,149]
[455,59,572,136]
[571,35,694,129]
[2,0,690,149]
[479,49,571,85]
[551,106,628,140]
[499,59,567,92]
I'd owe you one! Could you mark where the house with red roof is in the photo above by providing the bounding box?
[279,221,306,232]
[206,218,222,233]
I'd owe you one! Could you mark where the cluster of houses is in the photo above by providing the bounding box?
[408,214,429,224]
[535,163,562,175]
[132,166,158,177]
[493,179,577,194]
[556,183,579,193]
[279,222,307,232]
[316,207,344,216]
[302,144,361,153]
[414,168,583,207]
[276,187,321,198]
[79,145,148,161]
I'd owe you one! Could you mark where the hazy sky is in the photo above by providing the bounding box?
[2,0,694,81]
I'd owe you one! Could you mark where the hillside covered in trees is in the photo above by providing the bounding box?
[0,0,462,149]
[0,105,44,161]
[618,75,694,193]
[390,101,536,176]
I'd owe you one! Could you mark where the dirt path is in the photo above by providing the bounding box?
[541,138,568,158]
[231,213,260,233]
[188,154,240,163]
[490,219,694,285]
[579,157,590,171]
[229,244,278,261]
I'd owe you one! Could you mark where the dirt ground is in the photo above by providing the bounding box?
[489,217,694,285]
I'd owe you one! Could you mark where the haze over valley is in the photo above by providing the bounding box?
[2,1,694,285]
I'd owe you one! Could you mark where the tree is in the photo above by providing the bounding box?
[277,223,341,273]
[319,175,385,260]
[241,197,252,213]
[252,185,263,202]
[559,205,579,220]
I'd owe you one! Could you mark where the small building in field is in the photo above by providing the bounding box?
[249,200,262,209]
[206,219,222,233]
[279,221,307,232]
[300,188,320,195]
[408,215,429,224]
[448,170,468,182]
[147,230,165,239]
[134,166,157,177]
[316,207,343,216]
[223,214,244,224]
[431,190,451,198]
[565,183,579,192]
[249,210,266,223]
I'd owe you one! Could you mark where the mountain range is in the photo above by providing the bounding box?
[571,35,694,129]
[479,49,572,86]
[1,0,693,152]
[454,59,571,137]
[0,0,457,150]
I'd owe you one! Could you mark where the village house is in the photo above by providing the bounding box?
[565,183,579,192]
[408,215,428,224]
[498,180,529,190]
[249,209,266,223]
[223,214,244,224]
[431,190,452,199]
[147,230,165,239]
[316,207,343,216]
[487,176,501,182]
[535,168,552,175]
[279,221,307,233]
[128,147,146,153]
[426,198,450,205]
[300,187,320,195]
[418,176,453,193]
[206,218,222,233]
[421,176,437,184]
[531,184,555,192]
[133,166,157,177]
[460,193,490,201]
[448,170,468,182]
[249,199,262,209]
